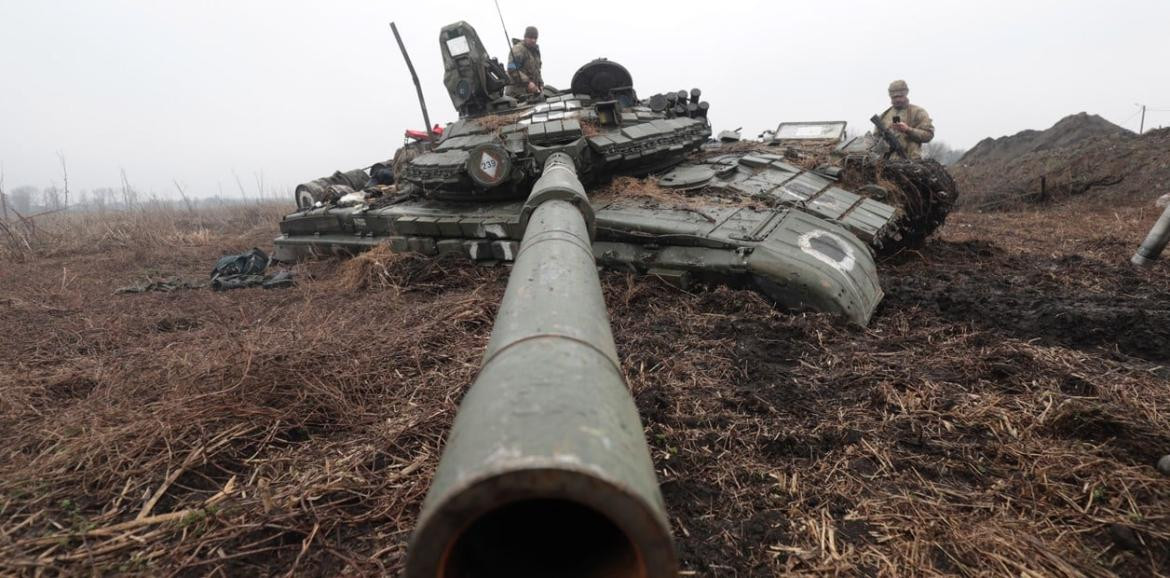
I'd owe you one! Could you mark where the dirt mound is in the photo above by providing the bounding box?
[959,112,1132,166]
[953,114,1169,210]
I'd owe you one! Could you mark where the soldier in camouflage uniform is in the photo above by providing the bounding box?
[879,79,934,159]
[505,26,542,100]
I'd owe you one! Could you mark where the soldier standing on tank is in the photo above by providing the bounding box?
[505,26,543,100]
[880,80,934,159]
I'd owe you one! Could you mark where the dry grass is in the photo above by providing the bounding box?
[0,205,502,575]
[593,176,764,215]
[471,112,524,133]
[579,118,601,138]
[696,140,834,171]
[1,198,1168,576]
[593,176,685,205]
[0,203,288,263]
[333,244,408,292]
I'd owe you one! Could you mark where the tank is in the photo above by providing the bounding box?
[274,21,960,575]
[274,20,959,327]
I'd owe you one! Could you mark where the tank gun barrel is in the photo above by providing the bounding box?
[406,152,678,578]
[1132,202,1170,267]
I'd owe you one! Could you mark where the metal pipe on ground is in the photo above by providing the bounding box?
[1133,202,1170,267]
[406,152,677,578]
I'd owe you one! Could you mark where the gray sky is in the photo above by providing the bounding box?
[2,0,1168,198]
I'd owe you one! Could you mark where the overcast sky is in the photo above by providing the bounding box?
[1,0,1167,198]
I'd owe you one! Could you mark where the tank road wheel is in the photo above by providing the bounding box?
[843,158,959,253]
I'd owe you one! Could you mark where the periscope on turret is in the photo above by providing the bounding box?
[274,21,959,326]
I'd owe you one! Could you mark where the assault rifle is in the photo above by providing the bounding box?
[870,114,909,160]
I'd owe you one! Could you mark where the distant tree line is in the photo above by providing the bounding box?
[0,159,292,218]
[3,183,267,215]
[923,141,966,165]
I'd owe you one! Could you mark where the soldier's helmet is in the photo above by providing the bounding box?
[888,79,909,97]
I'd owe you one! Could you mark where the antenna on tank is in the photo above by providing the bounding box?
[493,0,517,68]
[390,22,435,142]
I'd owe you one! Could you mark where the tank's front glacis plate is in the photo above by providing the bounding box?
[276,186,887,325]
[659,152,900,247]
[592,204,882,325]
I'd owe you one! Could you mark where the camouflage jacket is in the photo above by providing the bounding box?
[880,104,934,159]
[506,42,542,94]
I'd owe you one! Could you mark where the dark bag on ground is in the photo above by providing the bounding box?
[210,248,294,291]
[211,248,270,279]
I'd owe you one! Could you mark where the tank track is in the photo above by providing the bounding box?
[841,158,959,253]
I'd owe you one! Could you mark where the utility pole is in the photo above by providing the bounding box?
[1140,104,1146,135]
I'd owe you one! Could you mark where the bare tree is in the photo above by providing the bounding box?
[120,169,138,208]
[92,188,105,210]
[232,170,248,200]
[10,186,35,213]
[57,151,70,209]
[173,180,195,214]
[43,184,61,210]
[92,187,116,211]
[923,141,967,166]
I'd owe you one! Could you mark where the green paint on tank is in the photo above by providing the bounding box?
[405,154,677,577]
[276,20,959,326]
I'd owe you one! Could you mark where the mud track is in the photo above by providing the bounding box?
[883,239,1170,363]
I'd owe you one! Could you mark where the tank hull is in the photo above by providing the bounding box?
[275,191,883,325]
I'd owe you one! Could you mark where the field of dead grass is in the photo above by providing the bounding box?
[1,198,1168,576]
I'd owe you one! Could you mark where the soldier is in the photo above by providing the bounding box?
[880,79,934,159]
[505,26,542,100]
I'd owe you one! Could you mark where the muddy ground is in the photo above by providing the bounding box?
[1,201,1168,576]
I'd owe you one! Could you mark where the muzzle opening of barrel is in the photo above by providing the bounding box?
[439,498,645,578]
